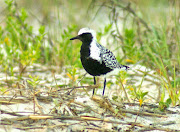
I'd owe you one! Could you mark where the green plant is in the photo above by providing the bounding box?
[27,75,41,88]
[127,85,148,106]
[0,0,47,79]
[159,98,172,111]
[123,28,141,63]
[52,25,80,68]
[1,0,80,76]
[66,66,79,87]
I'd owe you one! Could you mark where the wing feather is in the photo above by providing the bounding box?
[96,43,130,70]
[96,43,120,69]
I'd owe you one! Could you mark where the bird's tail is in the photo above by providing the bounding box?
[119,65,130,71]
[123,65,130,71]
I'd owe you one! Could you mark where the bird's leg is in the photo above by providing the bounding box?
[92,76,96,95]
[102,78,106,96]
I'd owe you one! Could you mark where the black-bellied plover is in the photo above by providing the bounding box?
[70,28,129,96]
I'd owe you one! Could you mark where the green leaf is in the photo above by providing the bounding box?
[20,8,28,22]
[39,25,45,35]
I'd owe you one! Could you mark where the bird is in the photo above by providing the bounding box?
[70,28,129,96]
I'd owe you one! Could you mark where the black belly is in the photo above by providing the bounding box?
[80,56,113,76]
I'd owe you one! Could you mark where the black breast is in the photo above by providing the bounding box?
[80,43,113,76]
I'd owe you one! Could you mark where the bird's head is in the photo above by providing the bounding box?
[70,28,96,42]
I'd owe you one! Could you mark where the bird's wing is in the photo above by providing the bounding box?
[96,43,120,69]
[96,43,130,70]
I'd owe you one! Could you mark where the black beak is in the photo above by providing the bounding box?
[70,35,79,40]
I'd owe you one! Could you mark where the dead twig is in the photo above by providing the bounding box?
[91,96,124,119]
[65,85,98,95]
[1,115,178,131]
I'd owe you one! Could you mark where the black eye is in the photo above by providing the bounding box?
[79,33,93,41]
